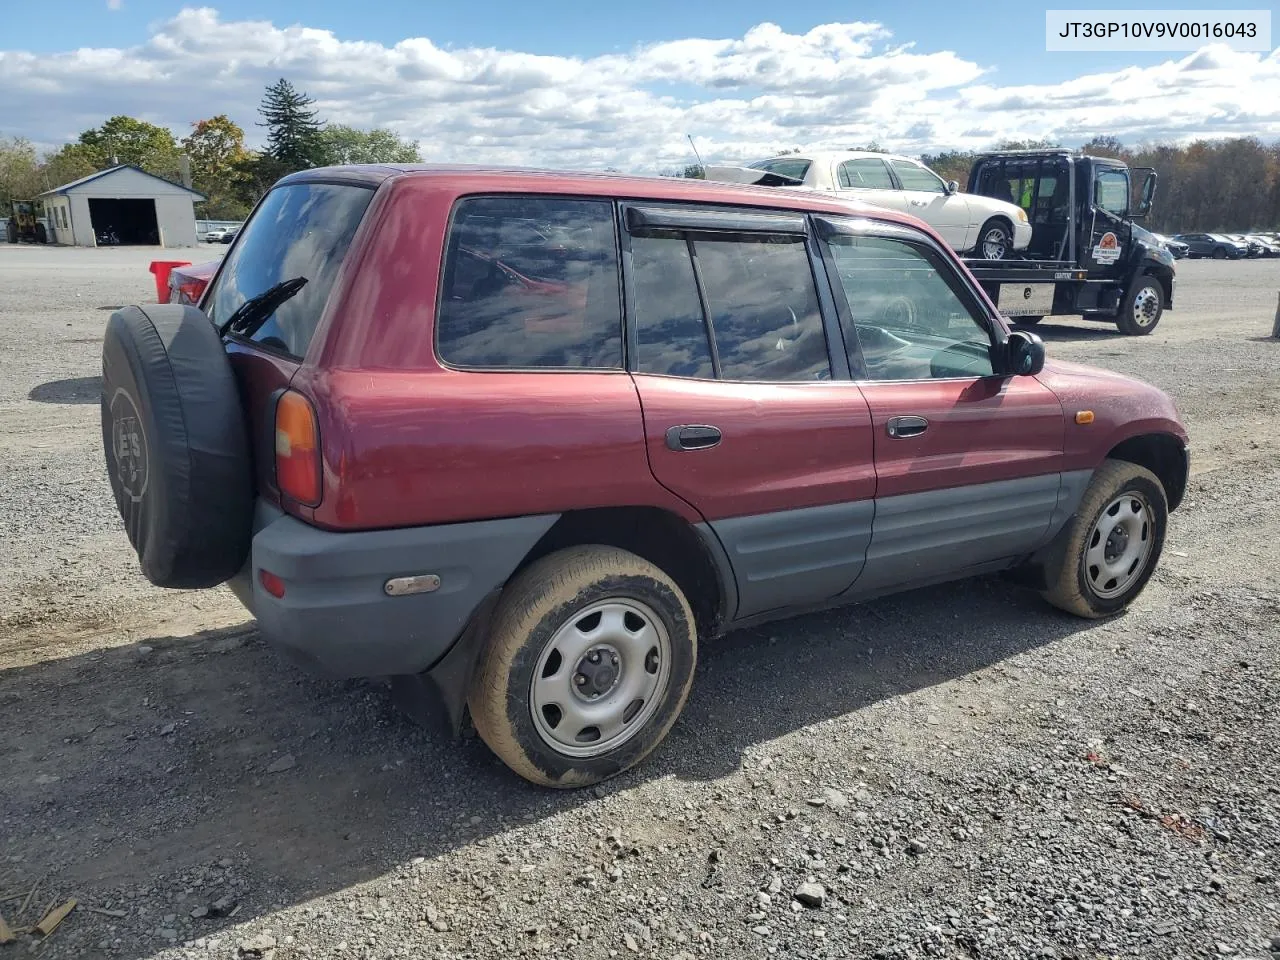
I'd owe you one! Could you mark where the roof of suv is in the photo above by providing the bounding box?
[277,163,924,229]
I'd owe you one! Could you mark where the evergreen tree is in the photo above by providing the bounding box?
[257,78,324,172]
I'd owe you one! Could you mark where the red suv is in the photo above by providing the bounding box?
[101,166,1189,787]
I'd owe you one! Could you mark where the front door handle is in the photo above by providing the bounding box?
[665,424,722,451]
[886,415,929,439]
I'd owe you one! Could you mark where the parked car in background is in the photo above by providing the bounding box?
[704,151,1033,260]
[204,227,229,243]
[1225,234,1265,257]
[1149,233,1189,258]
[101,164,1190,787]
[1243,234,1280,257]
[1171,233,1248,259]
[219,227,239,245]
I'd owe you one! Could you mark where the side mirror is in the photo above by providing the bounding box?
[1005,330,1045,376]
[945,180,959,195]
[1135,171,1157,218]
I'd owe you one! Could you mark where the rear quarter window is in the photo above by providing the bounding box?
[436,196,623,369]
[204,182,374,359]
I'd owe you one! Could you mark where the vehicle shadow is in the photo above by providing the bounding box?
[27,376,101,404]
[1011,319,1120,342]
[0,576,1091,957]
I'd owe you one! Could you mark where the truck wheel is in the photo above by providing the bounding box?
[1040,459,1168,619]
[468,545,697,788]
[5,221,15,244]
[1015,315,1044,326]
[1116,276,1163,335]
[977,219,1013,260]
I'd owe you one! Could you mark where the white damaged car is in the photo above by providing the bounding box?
[705,151,1033,260]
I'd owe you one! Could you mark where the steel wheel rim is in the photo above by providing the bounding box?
[981,228,1008,260]
[530,598,672,758]
[1082,492,1155,599]
[1132,287,1160,327]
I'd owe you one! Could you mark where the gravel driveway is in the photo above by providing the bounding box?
[1,245,1277,960]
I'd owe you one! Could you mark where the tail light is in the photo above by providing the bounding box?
[275,390,321,506]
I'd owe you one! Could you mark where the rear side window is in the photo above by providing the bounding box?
[632,231,830,382]
[437,197,623,369]
[838,159,894,190]
[747,158,812,182]
[204,183,373,358]
[890,160,946,194]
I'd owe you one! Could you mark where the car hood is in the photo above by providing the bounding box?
[962,192,1027,222]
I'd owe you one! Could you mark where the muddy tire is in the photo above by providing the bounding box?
[468,545,697,788]
[1040,459,1168,619]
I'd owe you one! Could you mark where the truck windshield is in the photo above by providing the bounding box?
[1095,170,1130,217]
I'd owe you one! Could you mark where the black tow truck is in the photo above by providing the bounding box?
[962,149,1175,335]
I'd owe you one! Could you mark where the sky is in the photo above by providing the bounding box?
[1,1,1278,171]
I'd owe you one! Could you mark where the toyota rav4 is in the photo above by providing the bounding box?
[101,165,1190,788]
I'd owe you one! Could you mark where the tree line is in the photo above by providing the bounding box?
[0,79,419,220]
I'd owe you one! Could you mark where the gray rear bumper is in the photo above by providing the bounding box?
[229,502,557,678]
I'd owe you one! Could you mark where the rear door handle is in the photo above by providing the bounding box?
[886,415,928,439]
[665,424,722,451]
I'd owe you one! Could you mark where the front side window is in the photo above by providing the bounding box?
[838,159,894,190]
[204,183,373,359]
[631,230,830,382]
[1095,170,1130,217]
[437,197,622,369]
[890,160,946,194]
[825,233,994,381]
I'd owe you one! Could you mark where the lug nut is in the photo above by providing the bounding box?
[611,655,619,666]
[574,674,587,686]
[589,651,600,663]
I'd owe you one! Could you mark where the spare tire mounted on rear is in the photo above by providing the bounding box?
[101,304,254,589]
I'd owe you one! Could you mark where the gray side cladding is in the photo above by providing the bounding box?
[848,473,1064,596]
[709,501,875,620]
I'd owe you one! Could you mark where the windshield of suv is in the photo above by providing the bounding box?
[204,182,374,359]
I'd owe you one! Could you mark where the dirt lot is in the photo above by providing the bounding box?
[1,245,1278,960]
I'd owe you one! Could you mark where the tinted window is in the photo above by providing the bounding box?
[204,183,373,358]
[747,158,812,182]
[890,160,946,194]
[696,237,829,381]
[838,159,894,190]
[825,234,993,381]
[630,231,830,382]
[632,234,714,379]
[437,197,622,369]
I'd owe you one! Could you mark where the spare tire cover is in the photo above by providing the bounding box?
[101,304,253,588]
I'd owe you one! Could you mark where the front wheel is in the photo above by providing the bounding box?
[1212,247,1227,260]
[468,545,697,788]
[976,219,1014,260]
[1040,460,1168,618]
[1116,276,1163,335]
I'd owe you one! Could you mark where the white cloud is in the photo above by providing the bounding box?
[106,0,122,10]
[1,7,1277,171]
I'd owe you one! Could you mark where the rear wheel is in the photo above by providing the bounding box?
[1040,460,1168,618]
[1212,247,1227,260]
[977,219,1014,260]
[468,545,697,787]
[1116,276,1163,335]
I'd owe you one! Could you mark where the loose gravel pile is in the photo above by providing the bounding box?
[0,247,1277,960]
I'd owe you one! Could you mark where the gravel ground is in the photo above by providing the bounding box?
[1,245,1278,960]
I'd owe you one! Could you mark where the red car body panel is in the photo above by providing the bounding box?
[857,377,1065,500]
[632,376,876,520]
